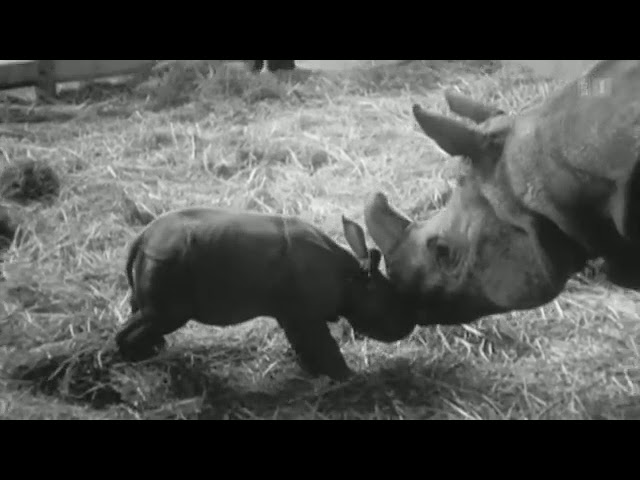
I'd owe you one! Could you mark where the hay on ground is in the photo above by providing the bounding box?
[1,60,638,420]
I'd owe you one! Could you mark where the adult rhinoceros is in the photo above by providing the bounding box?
[364,60,640,325]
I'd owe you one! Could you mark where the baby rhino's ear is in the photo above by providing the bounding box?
[342,215,368,260]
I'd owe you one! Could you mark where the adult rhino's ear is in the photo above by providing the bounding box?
[412,103,508,174]
[342,215,368,260]
[364,192,412,258]
[412,104,485,159]
[444,90,506,124]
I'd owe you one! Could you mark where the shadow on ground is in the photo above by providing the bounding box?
[191,357,474,420]
[4,338,486,420]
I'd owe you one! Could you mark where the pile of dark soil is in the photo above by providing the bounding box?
[0,159,61,205]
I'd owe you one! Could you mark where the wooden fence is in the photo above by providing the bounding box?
[0,60,156,100]
[1,60,599,102]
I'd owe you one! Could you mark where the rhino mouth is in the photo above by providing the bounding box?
[414,290,502,325]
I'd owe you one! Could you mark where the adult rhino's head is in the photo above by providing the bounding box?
[365,91,589,324]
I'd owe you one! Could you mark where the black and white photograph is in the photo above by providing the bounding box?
[0,59,638,420]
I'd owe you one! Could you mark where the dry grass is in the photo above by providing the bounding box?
[1,60,639,420]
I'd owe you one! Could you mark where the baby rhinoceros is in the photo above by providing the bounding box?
[115,207,420,381]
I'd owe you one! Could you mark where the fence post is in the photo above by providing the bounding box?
[36,60,56,102]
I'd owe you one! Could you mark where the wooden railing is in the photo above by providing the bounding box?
[0,60,156,99]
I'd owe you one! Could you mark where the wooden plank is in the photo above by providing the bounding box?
[503,60,598,80]
[0,61,39,89]
[51,60,156,83]
[0,60,156,91]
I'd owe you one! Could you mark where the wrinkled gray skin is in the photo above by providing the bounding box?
[116,207,418,381]
[365,60,640,325]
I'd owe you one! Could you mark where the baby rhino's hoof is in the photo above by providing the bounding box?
[118,337,167,362]
[327,367,355,383]
[298,360,353,382]
[298,359,323,379]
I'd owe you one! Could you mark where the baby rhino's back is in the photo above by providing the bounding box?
[136,207,348,324]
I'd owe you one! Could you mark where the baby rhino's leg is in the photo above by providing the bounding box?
[115,308,188,362]
[115,310,164,361]
[129,295,139,315]
[278,316,354,382]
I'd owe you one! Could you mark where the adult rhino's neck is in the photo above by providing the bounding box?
[507,62,640,258]
[472,144,588,292]
[533,61,639,117]
[527,208,589,282]
[500,112,595,254]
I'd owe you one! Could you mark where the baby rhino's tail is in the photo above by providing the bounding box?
[125,233,144,291]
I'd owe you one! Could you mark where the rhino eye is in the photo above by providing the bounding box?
[427,236,452,267]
